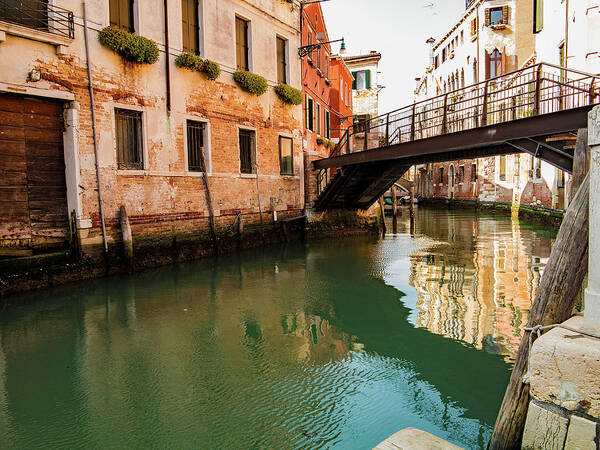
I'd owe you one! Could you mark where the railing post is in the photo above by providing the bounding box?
[591,77,597,106]
[410,103,416,141]
[441,94,448,134]
[481,81,489,126]
[533,64,543,116]
[385,113,390,145]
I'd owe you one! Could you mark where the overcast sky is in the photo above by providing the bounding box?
[321,0,465,113]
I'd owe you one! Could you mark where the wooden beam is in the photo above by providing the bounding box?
[489,174,589,449]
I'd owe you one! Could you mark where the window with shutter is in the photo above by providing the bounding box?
[276,37,287,84]
[187,120,206,172]
[307,97,314,131]
[365,70,371,89]
[534,0,543,33]
[110,0,134,31]
[352,72,357,90]
[279,136,293,175]
[235,16,249,71]
[115,108,143,170]
[488,7,503,26]
[316,104,321,136]
[484,8,491,27]
[470,18,477,36]
[182,0,199,54]
[502,6,509,25]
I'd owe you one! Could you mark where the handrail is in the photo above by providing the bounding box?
[0,0,75,39]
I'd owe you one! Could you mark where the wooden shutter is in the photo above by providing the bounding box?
[501,49,506,75]
[182,0,198,54]
[485,51,490,80]
[235,17,248,70]
[352,72,357,90]
[365,70,371,89]
[109,0,133,31]
[502,6,509,25]
[534,0,544,32]
[484,8,491,27]
[277,37,286,84]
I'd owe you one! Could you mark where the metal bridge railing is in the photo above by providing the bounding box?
[316,63,599,197]
[0,0,75,39]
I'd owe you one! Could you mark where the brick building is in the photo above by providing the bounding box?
[0,0,305,258]
[300,2,350,207]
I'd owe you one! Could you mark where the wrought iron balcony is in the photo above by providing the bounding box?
[0,0,74,39]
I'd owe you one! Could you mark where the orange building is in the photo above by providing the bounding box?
[329,55,354,139]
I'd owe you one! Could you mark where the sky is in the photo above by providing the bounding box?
[321,0,465,113]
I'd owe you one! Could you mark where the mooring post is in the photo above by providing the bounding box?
[392,185,398,234]
[378,196,386,237]
[585,105,600,333]
[119,205,133,272]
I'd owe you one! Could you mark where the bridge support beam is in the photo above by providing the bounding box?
[585,105,600,333]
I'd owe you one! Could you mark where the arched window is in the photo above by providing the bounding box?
[489,49,502,78]
[461,69,465,88]
[473,58,478,83]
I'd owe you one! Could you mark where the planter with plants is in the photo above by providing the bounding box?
[233,70,268,96]
[317,137,335,150]
[274,83,303,105]
[175,52,221,80]
[98,26,159,64]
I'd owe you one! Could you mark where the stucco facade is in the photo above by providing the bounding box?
[0,0,305,256]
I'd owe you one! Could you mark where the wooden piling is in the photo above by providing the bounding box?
[392,185,398,234]
[570,129,589,202]
[489,174,590,449]
[410,168,415,218]
[119,205,133,271]
[378,196,387,236]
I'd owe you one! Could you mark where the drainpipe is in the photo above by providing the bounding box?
[564,0,569,69]
[476,1,480,83]
[82,0,108,255]
[164,0,171,114]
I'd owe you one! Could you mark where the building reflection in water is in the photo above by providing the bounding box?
[400,208,552,361]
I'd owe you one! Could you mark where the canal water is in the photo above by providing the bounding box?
[0,208,556,449]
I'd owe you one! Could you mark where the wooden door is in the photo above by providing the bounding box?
[0,94,69,255]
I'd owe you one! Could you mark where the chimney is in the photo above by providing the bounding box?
[340,40,346,55]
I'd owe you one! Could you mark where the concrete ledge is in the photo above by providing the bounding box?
[529,316,600,417]
[373,428,463,450]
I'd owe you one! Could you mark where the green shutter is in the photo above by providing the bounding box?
[535,0,543,33]
[352,72,357,90]
[365,70,371,89]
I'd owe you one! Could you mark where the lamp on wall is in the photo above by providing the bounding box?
[27,69,42,82]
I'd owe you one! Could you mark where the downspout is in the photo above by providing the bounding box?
[164,0,171,114]
[564,0,569,69]
[476,1,480,83]
[82,0,108,256]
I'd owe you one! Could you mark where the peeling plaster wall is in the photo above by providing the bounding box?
[0,0,304,252]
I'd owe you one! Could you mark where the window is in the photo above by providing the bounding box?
[279,136,293,175]
[442,48,447,62]
[182,0,199,54]
[434,55,439,69]
[307,33,313,62]
[489,7,503,26]
[439,167,444,184]
[306,96,314,131]
[340,78,344,104]
[471,163,478,182]
[115,108,143,170]
[235,16,249,71]
[534,0,543,33]
[109,0,134,31]
[460,30,464,44]
[276,36,287,84]
[488,49,502,79]
[316,103,321,135]
[239,129,256,174]
[324,110,330,139]
[499,155,506,181]
[353,70,370,90]
[187,120,206,172]
[459,165,465,183]
[354,114,369,133]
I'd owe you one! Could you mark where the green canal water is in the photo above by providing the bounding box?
[0,208,556,449]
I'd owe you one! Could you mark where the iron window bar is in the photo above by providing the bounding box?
[0,0,75,39]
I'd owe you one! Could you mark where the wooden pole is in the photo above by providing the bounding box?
[489,174,590,450]
[199,146,218,254]
[570,129,589,202]
[392,185,398,234]
[410,167,416,218]
[378,196,387,237]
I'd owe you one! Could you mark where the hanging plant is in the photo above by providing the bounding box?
[175,53,221,81]
[233,70,268,96]
[274,83,303,105]
[317,137,335,150]
[98,26,159,64]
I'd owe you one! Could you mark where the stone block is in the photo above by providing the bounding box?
[522,402,569,450]
[564,415,597,450]
[373,428,463,450]
[529,316,600,418]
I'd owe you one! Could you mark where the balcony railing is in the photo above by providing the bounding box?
[0,0,74,39]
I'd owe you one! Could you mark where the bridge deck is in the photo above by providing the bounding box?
[313,63,598,211]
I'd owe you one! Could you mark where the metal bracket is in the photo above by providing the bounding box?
[298,38,344,58]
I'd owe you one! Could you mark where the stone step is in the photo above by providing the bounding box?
[373,428,463,450]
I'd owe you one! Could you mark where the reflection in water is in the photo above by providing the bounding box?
[389,209,552,361]
[0,209,554,449]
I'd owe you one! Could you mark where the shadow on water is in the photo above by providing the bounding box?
[0,208,555,449]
